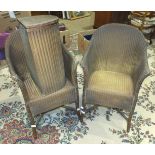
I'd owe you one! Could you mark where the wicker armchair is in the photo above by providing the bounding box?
[5,15,80,139]
[81,23,150,132]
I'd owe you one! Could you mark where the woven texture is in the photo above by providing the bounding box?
[28,80,76,116]
[5,27,78,116]
[81,23,150,112]
[5,30,29,80]
[86,71,133,111]
[19,22,66,95]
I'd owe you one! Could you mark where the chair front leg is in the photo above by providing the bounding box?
[75,86,84,122]
[26,104,37,139]
[79,86,87,123]
[127,112,133,132]
[76,102,82,122]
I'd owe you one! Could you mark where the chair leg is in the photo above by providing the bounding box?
[26,104,37,139]
[127,112,132,132]
[31,125,37,139]
[80,106,86,123]
[80,112,84,122]
[80,88,86,123]
[77,108,82,121]
[75,101,83,122]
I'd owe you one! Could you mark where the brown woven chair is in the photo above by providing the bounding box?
[81,23,150,132]
[5,15,80,139]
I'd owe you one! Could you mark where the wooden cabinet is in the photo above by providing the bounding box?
[94,11,112,28]
[31,11,49,16]
[94,11,130,28]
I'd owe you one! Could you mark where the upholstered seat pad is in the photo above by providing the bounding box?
[24,77,76,116]
[88,71,133,97]
[86,71,134,111]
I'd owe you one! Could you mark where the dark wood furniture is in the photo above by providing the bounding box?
[94,11,130,28]
[31,11,49,16]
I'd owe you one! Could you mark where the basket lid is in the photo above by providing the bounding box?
[17,15,59,29]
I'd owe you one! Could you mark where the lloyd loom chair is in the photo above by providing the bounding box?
[5,15,80,139]
[81,23,150,132]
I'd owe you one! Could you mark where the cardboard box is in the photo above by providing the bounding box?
[0,11,31,33]
[78,29,96,55]
[60,29,70,48]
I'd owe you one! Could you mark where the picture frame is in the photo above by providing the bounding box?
[69,11,90,20]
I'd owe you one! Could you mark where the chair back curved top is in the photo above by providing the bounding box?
[83,23,148,76]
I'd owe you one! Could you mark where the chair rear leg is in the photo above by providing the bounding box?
[80,106,86,123]
[75,101,83,122]
[77,109,82,122]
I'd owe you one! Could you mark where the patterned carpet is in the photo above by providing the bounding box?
[0,45,155,144]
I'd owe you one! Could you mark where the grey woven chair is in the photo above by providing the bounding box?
[81,23,150,132]
[5,15,80,139]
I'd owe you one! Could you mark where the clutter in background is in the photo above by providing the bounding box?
[0,33,10,67]
[129,11,155,43]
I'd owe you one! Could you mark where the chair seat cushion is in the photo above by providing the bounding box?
[86,71,134,111]
[88,71,133,96]
[24,77,76,116]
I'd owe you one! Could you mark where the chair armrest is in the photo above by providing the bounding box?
[132,58,150,99]
[80,53,94,88]
[7,59,22,82]
[129,58,150,115]
[80,62,89,89]
[62,44,78,86]
[5,34,23,84]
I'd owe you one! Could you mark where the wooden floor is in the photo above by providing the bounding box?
[59,12,95,34]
